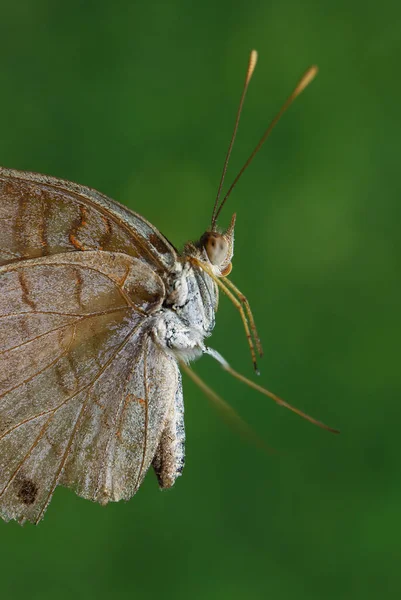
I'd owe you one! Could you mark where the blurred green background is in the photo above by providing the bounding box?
[1,0,400,598]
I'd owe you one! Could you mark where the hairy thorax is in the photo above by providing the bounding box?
[152,258,218,364]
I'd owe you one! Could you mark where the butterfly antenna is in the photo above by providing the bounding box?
[211,49,258,230]
[213,65,318,224]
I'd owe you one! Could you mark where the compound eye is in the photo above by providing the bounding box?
[204,233,228,266]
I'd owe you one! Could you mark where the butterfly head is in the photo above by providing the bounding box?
[199,213,236,277]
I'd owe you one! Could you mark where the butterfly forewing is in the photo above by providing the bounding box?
[0,168,176,272]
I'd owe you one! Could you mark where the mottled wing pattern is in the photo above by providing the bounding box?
[0,251,180,523]
[0,167,176,272]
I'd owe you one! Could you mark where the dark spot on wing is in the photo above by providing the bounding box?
[17,478,38,505]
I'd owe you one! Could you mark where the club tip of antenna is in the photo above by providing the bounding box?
[246,49,258,83]
[306,64,319,82]
[295,65,319,95]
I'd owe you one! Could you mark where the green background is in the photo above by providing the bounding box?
[1,1,400,598]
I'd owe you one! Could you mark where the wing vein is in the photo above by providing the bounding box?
[0,306,130,356]
[0,412,57,500]
[0,306,130,320]
[93,338,145,499]
[0,318,145,515]
[133,337,149,492]
[34,319,146,522]
[1,262,141,311]
[1,317,144,441]
[0,324,78,400]
[35,390,92,523]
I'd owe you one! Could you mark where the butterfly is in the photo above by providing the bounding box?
[0,51,337,524]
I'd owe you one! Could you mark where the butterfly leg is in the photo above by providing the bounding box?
[179,361,272,452]
[204,347,339,433]
[189,257,260,373]
[221,276,263,357]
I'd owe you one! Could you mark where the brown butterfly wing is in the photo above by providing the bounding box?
[0,251,179,523]
[0,167,176,272]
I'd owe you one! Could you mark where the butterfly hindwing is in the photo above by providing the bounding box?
[0,250,181,523]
